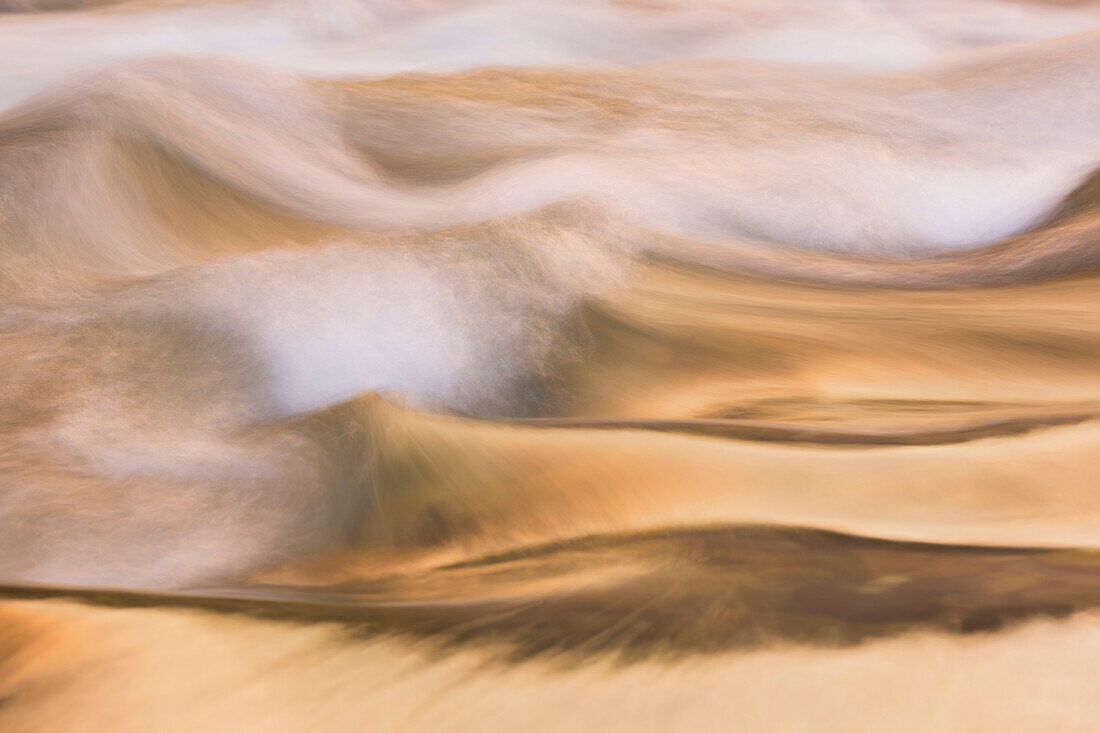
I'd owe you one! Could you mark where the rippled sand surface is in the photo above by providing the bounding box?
[3,0,1100,730]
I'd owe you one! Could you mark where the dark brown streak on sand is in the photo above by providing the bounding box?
[4,525,1100,663]
[499,413,1097,446]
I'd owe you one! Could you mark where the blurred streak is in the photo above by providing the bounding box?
[4,600,1100,732]
[3,0,1100,730]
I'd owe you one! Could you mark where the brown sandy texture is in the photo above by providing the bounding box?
[8,525,1100,659]
[3,597,1100,732]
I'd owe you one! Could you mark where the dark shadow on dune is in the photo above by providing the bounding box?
[5,525,1100,663]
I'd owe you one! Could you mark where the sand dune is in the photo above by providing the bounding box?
[3,0,1100,729]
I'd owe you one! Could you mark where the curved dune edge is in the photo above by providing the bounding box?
[653,167,1100,289]
[4,46,1100,290]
